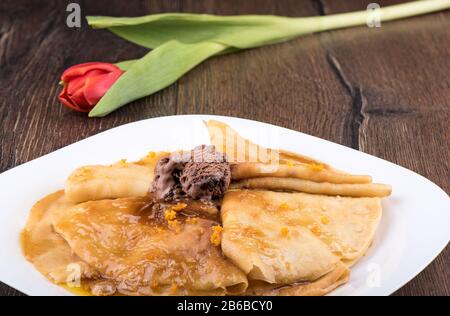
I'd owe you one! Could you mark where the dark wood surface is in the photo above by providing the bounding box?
[0,0,448,296]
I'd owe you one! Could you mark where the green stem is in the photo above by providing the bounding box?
[302,0,450,33]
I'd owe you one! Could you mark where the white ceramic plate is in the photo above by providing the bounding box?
[0,115,448,296]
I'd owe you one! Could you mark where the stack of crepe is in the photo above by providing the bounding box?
[21,120,391,296]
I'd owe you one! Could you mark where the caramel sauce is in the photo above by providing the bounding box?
[21,191,246,296]
[20,191,89,284]
[61,284,92,296]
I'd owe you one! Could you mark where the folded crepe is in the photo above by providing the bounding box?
[231,162,371,183]
[205,120,334,168]
[65,152,168,203]
[246,262,349,296]
[206,120,391,199]
[231,177,391,198]
[52,196,248,296]
[21,191,98,283]
[221,189,382,294]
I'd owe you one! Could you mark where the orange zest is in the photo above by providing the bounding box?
[210,225,223,246]
[308,163,325,171]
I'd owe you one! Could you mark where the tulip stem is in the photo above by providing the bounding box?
[293,0,450,34]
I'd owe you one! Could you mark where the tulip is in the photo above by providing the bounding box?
[86,0,450,117]
[59,62,124,112]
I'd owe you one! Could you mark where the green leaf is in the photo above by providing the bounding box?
[115,59,138,71]
[87,0,450,50]
[87,14,301,50]
[89,40,226,117]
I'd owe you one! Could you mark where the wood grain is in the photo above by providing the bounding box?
[0,0,448,296]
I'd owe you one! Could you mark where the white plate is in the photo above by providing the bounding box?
[0,115,448,296]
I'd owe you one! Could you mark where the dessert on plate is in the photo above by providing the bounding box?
[21,120,391,296]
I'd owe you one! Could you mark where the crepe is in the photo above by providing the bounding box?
[231,163,371,183]
[220,189,341,285]
[52,196,248,296]
[21,191,98,283]
[65,152,167,203]
[231,177,391,198]
[205,120,334,168]
[207,120,391,198]
[246,262,349,296]
[221,189,382,284]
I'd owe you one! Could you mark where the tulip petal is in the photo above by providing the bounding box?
[61,62,123,82]
[68,90,89,110]
[66,77,88,107]
[59,84,86,112]
[66,76,87,96]
[66,70,105,96]
[83,71,123,106]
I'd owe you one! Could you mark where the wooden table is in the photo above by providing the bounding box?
[0,0,448,296]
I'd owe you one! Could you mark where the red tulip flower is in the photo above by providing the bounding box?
[59,62,124,112]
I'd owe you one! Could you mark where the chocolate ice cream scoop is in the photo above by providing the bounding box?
[180,146,231,200]
[152,155,184,200]
[152,145,231,201]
